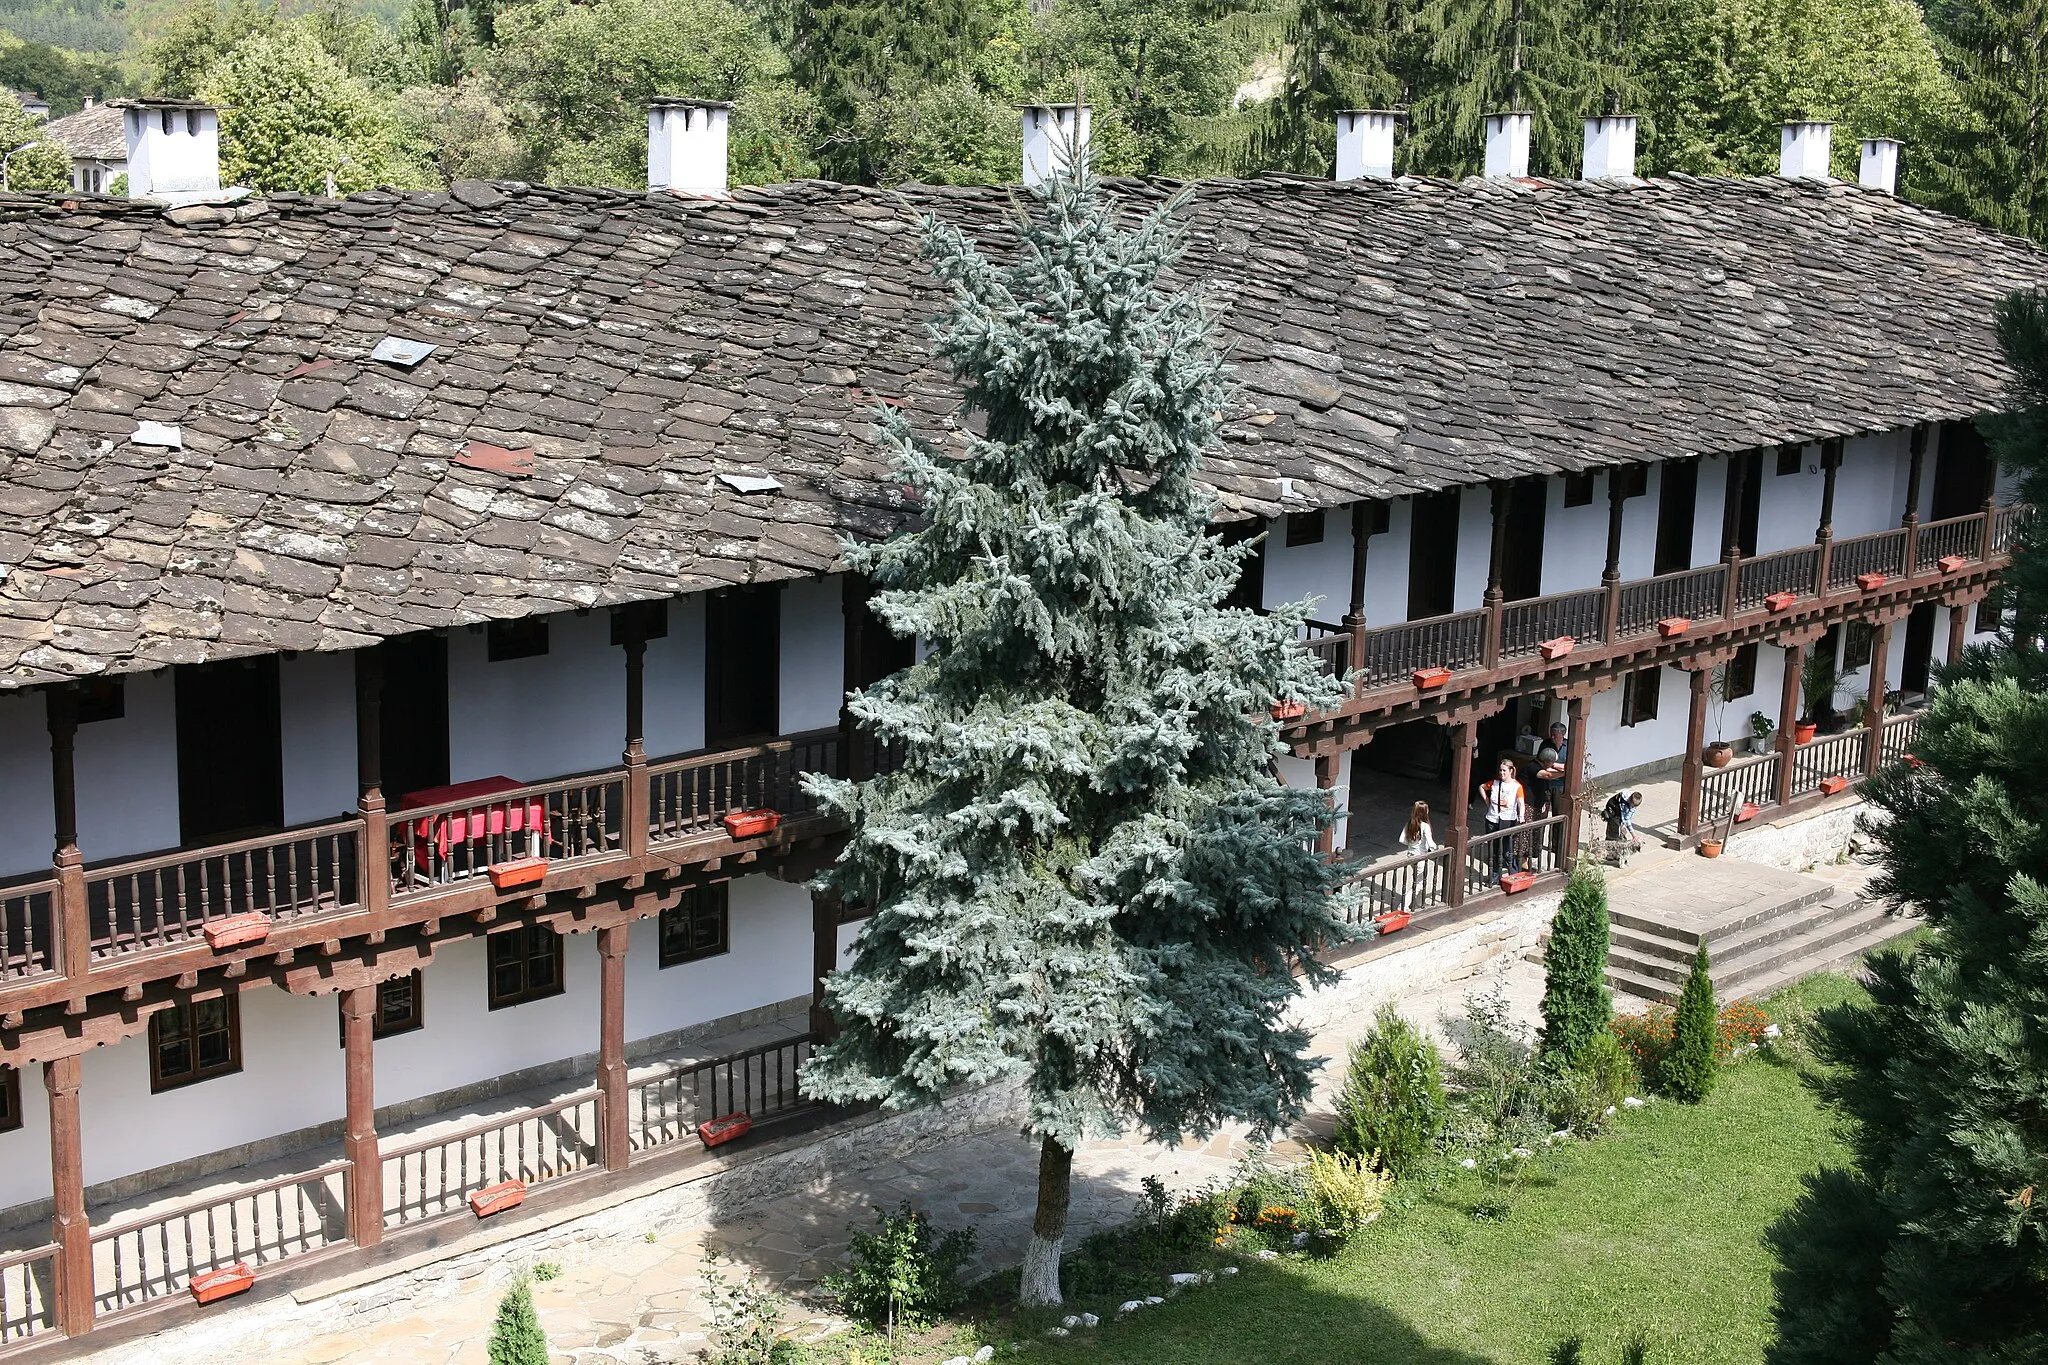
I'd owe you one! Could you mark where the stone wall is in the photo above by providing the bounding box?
[1725,797,1877,874]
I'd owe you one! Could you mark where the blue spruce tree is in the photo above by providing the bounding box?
[799,164,1350,1305]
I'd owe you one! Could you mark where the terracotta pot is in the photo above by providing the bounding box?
[1270,700,1307,720]
[1794,721,1818,745]
[1375,911,1413,935]
[1704,742,1735,768]
[469,1179,527,1218]
[722,809,782,839]
[701,1111,754,1147]
[1698,839,1724,858]
[189,1263,256,1305]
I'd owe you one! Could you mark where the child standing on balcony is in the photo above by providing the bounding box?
[1395,800,1439,909]
[1481,759,1527,875]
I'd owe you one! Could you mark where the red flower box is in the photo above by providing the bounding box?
[1375,911,1412,935]
[722,809,782,840]
[1657,617,1690,638]
[1937,554,1968,574]
[1764,591,1798,613]
[1270,700,1307,720]
[469,1179,527,1218]
[487,856,549,891]
[1499,871,1537,894]
[189,1263,255,1305]
[1735,801,1760,823]
[1856,572,1887,591]
[700,1112,753,1148]
[1904,753,1923,768]
[1412,667,1452,690]
[1819,775,1851,796]
[203,912,270,952]
[1538,636,1574,661]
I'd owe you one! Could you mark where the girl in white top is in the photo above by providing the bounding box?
[1481,759,1528,874]
[1398,800,1438,854]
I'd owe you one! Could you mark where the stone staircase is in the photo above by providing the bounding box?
[1602,859,1916,1003]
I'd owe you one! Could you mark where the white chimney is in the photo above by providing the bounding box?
[1335,110,1398,180]
[1483,112,1531,179]
[1859,137,1901,194]
[1021,104,1090,186]
[1779,121,1833,180]
[1581,115,1637,179]
[648,98,729,195]
[121,99,219,199]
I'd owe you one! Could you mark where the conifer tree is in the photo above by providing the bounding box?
[1539,858,1613,1066]
[800,164,1349,1306]
[1248,0,1416,176]
[1917,0,2048,241]
[786,0,994,182]
[1764,287,2048,1363]
[487,1278,548,1365]
[1660,942,1717,1102]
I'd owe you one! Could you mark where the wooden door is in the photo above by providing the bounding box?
[706,585,780,748]
[1901,602,1937,693]
[1500,479,1547,602]
[176,658,283,845]
[845,577,915,692]
[380,633,449,806]
[1219,520,1266,613]
[1734,449,1763,556]
[1654,459,1699,575]
[1931,420,1993,521]
[1408,492,1461,619]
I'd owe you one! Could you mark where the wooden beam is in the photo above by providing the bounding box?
[340,985,382,1248]
[44,1054,92,1338]
[597,923,629,1173]
[1314,753,1339,856]
[1862,619,1894,779]
[811,889,841,1040]
[1776,641,1804,809]
[1562,695,1587,861]
[1678,666,1711,836]
[1446,718,1476,908]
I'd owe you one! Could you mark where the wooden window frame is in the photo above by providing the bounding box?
[149,994,243,1093]
[337,972,425,1045]
[1621,667,1662,727]
[659,884,731,968]
[486,617,549,662]
[1284,509,1326,548]
[1614,465,1649,500]
[1977,589,2005,636]
[1776,443,1803,477]
[1563,472,1595,508]
[1843,620,1875,673]
[75,677,123,724]
[0,1065,19,1134]
[1724,642,1758,701]
[487,925,564,1010]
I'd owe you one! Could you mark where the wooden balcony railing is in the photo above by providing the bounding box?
[1300,620,1352,678]
[1499,587,1606,659]
[1914,513,1982,573]
[1356,609,1487,688]
[389,772,625,901]
[1736,546,1818,611]
[1617,563,1726,637]
[1993,504,2030,552]
[1344,846,1453,925]
[626,1033,818,1152]
[0,1243,56,1346]
[382,1091,603,1228]
[1880,710,1922,766]
[0,879,55,981]
[1463,813,1568,899]
[1827,528,1908,591]
[647,729,840,846]
[1701,751,1780,824]
[1791,727,1868,800]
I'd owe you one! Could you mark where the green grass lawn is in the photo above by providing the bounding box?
[1036,973,1873,1365]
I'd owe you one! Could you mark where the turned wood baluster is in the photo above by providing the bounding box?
[46,687,88,979]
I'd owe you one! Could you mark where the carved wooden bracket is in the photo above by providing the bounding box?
[281,940,437,997]
[1771,623,1834,649]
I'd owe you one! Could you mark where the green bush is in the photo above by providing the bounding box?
[1300,1148,1392,1238]
[1334,1004,1450,1177]
[1571,1030,1636,1110]
[703,1250,789,1365]
[1661,943,1720,1102]
[1540,859,1614,1065]
[487,1278,548,1365]
[822,1202,976,1335]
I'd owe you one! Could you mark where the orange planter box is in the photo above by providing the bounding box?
[722,809,782,840]
[203,912,270,952]
[1270,700,1307,720]
[1375,911,1412,935]
[487,856,549,891]
[1819,775,1851,796]
[469,1179,527,1218]
[1937,554,1968,574]
[1735,801,1760,823]
[1538,636,1574,661]
[1856,571,1887,591]
[1904,752,1923,768]
[1764,591,1798,613]
[1499,871,1537,894]
[1657,617,1690,638]
[700,1111,753,1147]
[189,1263,255,1305]
[1412,667,1451,690]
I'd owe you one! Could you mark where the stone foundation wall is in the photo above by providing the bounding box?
[1726,798,1879,874]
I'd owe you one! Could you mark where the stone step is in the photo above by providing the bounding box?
[1721,912,1922,1001]
[1610,891,1868,970]
[1608,901,1911,1003]
[1608,878,1832,947]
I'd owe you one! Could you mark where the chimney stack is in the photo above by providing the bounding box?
[1022,104,1090,186]
[1859,137,1901,194]
[1335,110,1398,180]
[1581,115,1637,179]
[120,99,219,199]
[648,99,730,195]
[1779,121,1833,180]
[1483,112,1531,179]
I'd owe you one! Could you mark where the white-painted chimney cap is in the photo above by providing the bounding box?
[1779,121,1834,180]
[1859,137,1902,194]
[1581,115,1638,180]
[1021,104,1090,187]
[1335,110,1399,181]
[118,99,221,201]
[1483,111,1532,180]
[648,98,730,196]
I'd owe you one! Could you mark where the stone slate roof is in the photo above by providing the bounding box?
[0,171,2041,688]
[39,105,125,162]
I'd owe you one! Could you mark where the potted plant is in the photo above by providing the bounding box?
[1703,663,1735,768]
[1748,710,1776,754]
[1797,649,1842,744]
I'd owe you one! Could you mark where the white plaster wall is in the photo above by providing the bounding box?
[626,875,813,1042]
[1366,499,1411,625]
[74,985,343,1192]
[0,1059,52,1211]
[1689,454,1728,569]
[1831,432,1905,540]
[1454,486,1493,610]
[1260,515,1353,620]
[1619,465,1658,580]
[779,577,846,735]
[281,651,357,826]
[1757,443,1822,554]
[0,689,53,878]
[1582,664,1691,776]
[1276,753,1349,848]
[448,611,622,785]
[1543,473,1609,593]
[76,669,178,862]
[646,596,705,760]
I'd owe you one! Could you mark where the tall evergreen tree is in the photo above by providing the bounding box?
[1661,941,1718,1102]
[1919,0,2048,240]
[1764,287,2048,1365]
[1247,0,1414,175]
[800,165,1349,1305]
[787,0,995,182]
[1539,858,1613,1065]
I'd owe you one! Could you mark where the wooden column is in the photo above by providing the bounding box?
[1482,482,1508,666]
[1562,695,1587,860]
[355,649,389,920]
[1721,452,1749,619]
[45,689,88,982]
[1815,439,1840,596]
[1602,470,1626,641]
[1345,502,1371,692]
[1314,753,1339,856]
[1862,620,1893,778]
[1677,666,1711,836]
[1776,642,1804,808]
[842,576,869,782]
[1901,425,1927,573]
[1948,603,1971,667]
[43,1056,91,1338]
[810,889,840,1040]
[621,617,649,861]
[597,923,630,1172]
[1446,718,1475,908]
[340,985,383,1248]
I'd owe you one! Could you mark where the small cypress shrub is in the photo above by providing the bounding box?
[1333,1004,1449,1177]
[487,1278,548,1365]
[1540,859,1614,1065]
[1661,942,1719,1102]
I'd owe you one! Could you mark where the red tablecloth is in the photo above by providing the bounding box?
[398,777,543,860]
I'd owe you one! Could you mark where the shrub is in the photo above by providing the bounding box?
[703,1250,788,1365]
[1300,1148,1392,1238]
[1545,1030,1637,1133]
[822,1202,976,1335]
[530,1261,560,1282]
[1335,1004,1449,1176]
[487,1278,548,1365]
[1661,943,1720,1102]
[1229,1147,1308,1226]
[1131,1175,1230,1258]
[1540,860,1614,1065]
[1614,997,1770,1083]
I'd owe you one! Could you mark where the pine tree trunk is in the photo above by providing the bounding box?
[1019,1136,1073,1307]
